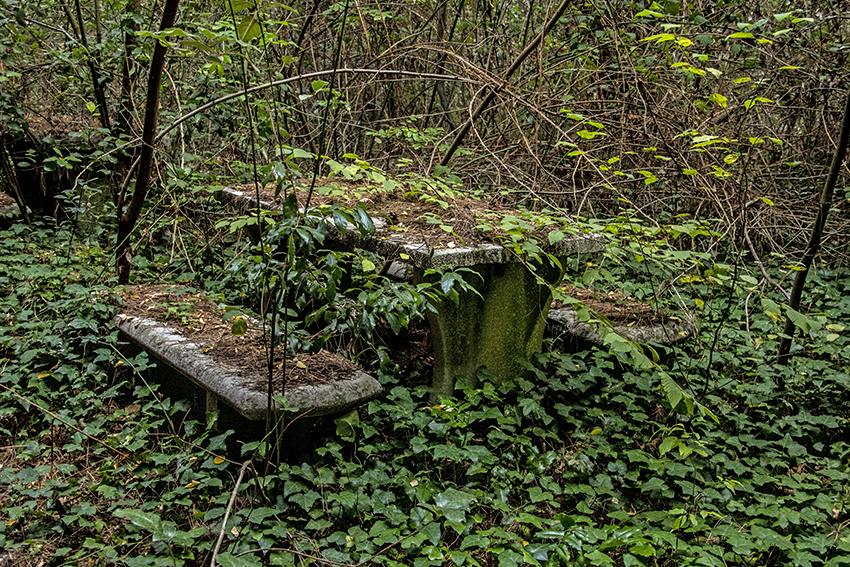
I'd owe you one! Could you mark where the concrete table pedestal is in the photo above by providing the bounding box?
[419,260,564,398]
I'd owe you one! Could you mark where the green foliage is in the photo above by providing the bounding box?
[2,0,850,564]
[3,219,850,566]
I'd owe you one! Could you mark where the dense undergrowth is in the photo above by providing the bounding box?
[1,214,850,567]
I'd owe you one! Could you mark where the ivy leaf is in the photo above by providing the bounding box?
[114,509,161,533]
[334,410,360,438]
[434,488,475,524]
[640,477,668,492]
[290,490,321,511]
[216,552,263,567]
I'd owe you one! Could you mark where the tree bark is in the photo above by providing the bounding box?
[776,86,850,365]
[115,0,181,284]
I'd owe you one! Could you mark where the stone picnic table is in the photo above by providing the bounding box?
[220,187,606,399]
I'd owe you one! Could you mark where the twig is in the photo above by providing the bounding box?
[210,459,251,567]
[744,230,789,300]
[0,382,128,458]
[439,0,575,167]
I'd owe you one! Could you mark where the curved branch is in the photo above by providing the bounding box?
[438,0,574,169]
[155,69,481,144]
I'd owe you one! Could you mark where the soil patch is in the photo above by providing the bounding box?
[0,193,15,208]
[553,287,671,326]
[232,179,565,249]
[118,285,356,390]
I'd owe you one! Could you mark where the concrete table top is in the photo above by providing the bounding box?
[219,186,606,400]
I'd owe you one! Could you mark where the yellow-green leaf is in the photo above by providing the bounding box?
[231,316,248,337]
[709,93,728,108]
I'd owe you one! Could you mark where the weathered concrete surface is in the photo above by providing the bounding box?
[419,260,565,399]
[548,308,695,346]
[114,314,382,422]
[219,187,606,268]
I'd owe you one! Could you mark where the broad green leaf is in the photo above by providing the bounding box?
[434,488,475,524]
[311,80,329,92]
[114,509,161,533]
[230,316,247,337]
[236,17,261,42]
[659,436,679,456]
[728,32,754,39]
[334,410,360,438]
[355,205,375,235]
[660,372,684,412]
[762,297,782,321]
[786,307,819,334]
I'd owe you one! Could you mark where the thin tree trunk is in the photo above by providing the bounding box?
[0,140,32,226]
[119,0,141,136]
[116,0,181,284]
[776,86,850,366]
[73,0,110,129]
[439,0,573,169]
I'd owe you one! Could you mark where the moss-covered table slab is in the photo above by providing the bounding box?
[220,186,605,399]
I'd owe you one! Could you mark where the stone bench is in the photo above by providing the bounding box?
[219,186,605,399]
[547,307,695,348]
[115,313,382,442]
